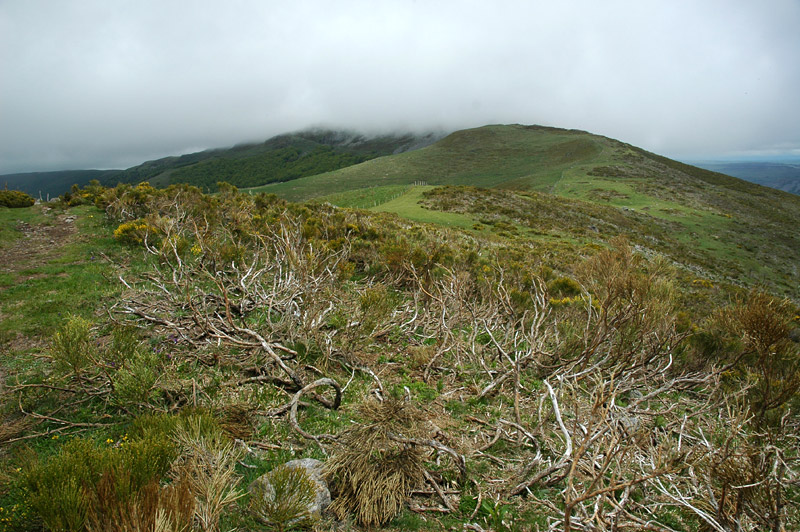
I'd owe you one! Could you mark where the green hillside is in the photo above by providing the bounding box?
[255,124,800,299]
[1,129,442,196]
[117,129,442,192]
[252,124,606,200]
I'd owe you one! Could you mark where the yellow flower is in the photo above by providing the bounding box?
[106,438,114,444]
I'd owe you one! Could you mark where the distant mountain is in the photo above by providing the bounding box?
[1,169,121,200]
[114,129,444,192]
[690,161,800,195]
[0,129,444,196]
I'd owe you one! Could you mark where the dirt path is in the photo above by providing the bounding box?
[0,207,78,277]
[0,207,80,357]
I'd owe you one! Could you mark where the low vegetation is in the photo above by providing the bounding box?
[0,170,798,532]
[0,191,35,209]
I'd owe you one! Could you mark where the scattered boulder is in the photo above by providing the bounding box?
[616,415,642,436]
[249,458,331,527]
[284,458,331,514]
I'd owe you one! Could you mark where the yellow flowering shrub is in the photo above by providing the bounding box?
[113,220,159,246]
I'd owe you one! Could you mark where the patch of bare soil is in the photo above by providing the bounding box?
[0,209,77,276]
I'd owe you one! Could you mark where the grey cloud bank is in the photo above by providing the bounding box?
[1,0,799,174]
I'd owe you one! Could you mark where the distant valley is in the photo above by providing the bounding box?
[690,160,800,195]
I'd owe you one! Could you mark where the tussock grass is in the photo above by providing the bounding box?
[326,398,427,527]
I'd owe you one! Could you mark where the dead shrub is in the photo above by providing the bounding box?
[171,418,244,532]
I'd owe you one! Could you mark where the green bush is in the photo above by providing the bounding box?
[547,276,582,297]
[51,315,94,377]
[21,432,177,532]
[0,190,35,208]
[111,347,162,406]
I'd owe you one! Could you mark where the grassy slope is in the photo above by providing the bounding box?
[251,125,605,201]
[254,124,800,299]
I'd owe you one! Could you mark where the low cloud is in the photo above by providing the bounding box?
[2,0,799,173]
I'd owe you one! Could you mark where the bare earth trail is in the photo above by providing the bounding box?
[0,207,79,356]
[0,207,77,273]
[0,208,78,277]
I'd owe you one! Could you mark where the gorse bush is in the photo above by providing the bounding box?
[0,190,35,208]
[113,219,160,246]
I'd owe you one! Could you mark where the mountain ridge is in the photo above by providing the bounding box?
[250,124,798,299]
[1,128,445,196]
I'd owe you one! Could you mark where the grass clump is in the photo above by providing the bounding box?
[248,465,317,531]
[325,398,426,528]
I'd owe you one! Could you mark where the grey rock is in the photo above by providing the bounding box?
[250,458,331,517]
[617,415,642,435]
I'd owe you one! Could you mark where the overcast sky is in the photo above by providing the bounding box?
[2,0,799,174]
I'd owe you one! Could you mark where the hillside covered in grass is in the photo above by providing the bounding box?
[254,125,800,300]
[1,129,442,197]
[0,177,798,531]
